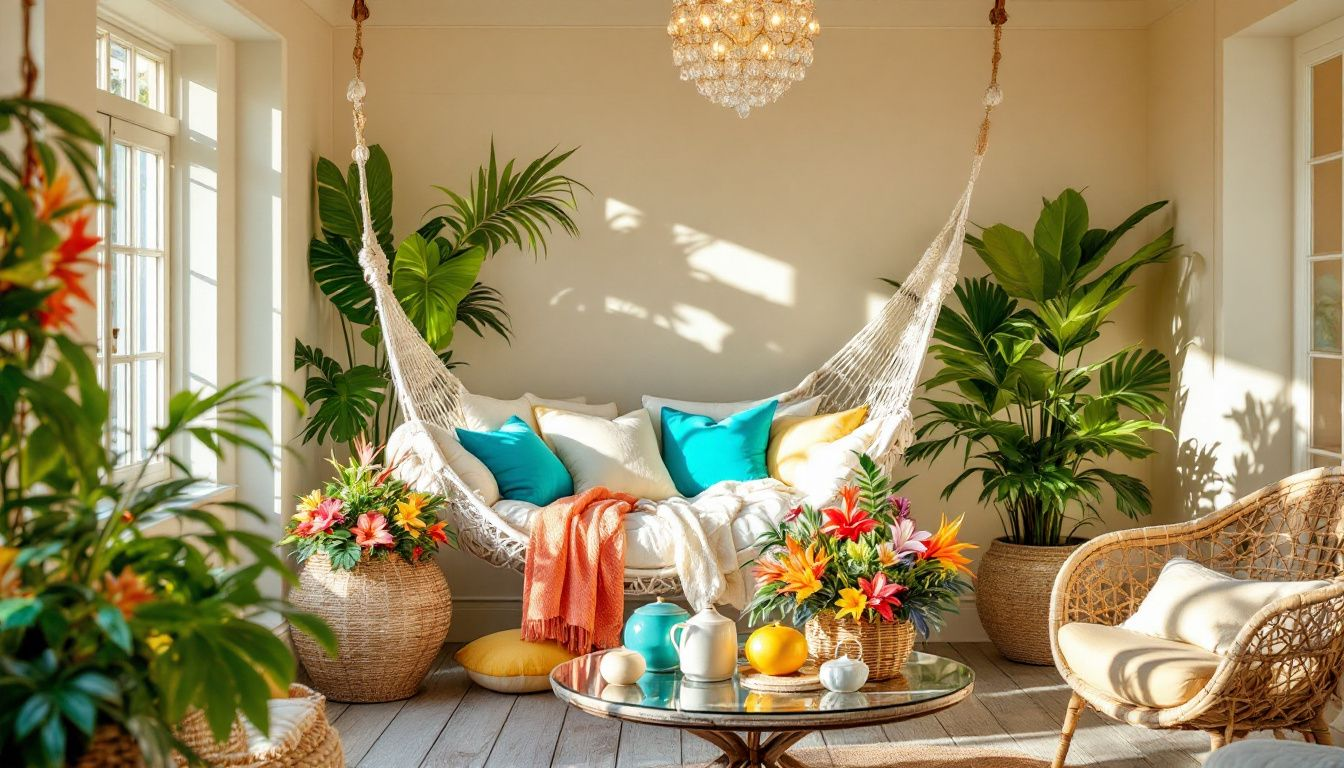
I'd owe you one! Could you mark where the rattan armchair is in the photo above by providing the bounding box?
[1048,467,1344,767]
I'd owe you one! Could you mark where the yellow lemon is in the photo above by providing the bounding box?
[745,622,808,676]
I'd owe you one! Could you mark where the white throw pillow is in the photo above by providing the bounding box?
[461,392,615,433]
[534,408,679,501]
[1120,557,1330,654]
[387,420,500,505]
[641,394,823,442]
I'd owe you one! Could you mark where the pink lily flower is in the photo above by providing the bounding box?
[352,512,394,549]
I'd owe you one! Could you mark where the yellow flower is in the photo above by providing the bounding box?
[876,542,898,568]
[293,490,324,522]
[834,587,869,622]
[845,540,868,562]
[0,547,19,597]
[394,493,429,533]
[145,632,173,654]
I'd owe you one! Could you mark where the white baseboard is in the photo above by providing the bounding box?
[444,596,989,644]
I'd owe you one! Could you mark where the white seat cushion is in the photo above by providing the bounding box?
[1058,622,1222,709]
[494,478,797,570]
[1120,557,1331,654]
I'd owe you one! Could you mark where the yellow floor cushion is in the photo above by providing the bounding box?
[1058,622,1223,709]
[455,629,577,693]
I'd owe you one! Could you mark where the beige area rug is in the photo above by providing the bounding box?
[678,744,1048,767]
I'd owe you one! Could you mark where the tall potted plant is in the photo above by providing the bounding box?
[907,189,1176,664]
[294,143,584,452]
[0,94,335,765]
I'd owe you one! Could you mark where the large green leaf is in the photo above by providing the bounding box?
[975,224,1060,302]
[1033,189,1088,282]
[293,341,386,445]
[314,144,393,247]
[391,235,485,350]
[309,235,375,326]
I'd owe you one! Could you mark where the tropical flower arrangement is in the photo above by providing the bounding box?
[747,455,975,636]
[280,437,458,571]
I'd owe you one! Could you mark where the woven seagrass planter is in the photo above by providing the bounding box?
[805,611,915,681]
[976,537,1083,665]
[290,553,452,703]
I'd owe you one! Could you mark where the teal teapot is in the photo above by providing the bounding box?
[623,597,689,672]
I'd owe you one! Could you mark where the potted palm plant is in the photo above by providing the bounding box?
[907,189,1176,664]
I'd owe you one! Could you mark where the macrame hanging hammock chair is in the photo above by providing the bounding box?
[345,0,1010,596]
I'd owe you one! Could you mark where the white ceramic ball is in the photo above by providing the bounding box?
[599,648,647,686]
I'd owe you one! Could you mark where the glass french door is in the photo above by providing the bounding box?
[97,116,170,480]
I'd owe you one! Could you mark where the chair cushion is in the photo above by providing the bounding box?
[461,392,615,433]
[660,400,777,496]
[456,416,573,506]
[387,420,501,505]
[454,629,576,693]
[534,408,679,501]
[767,406,869,487]
[1120,557,1331,654]
[642,393,822,443]
[1057,622,1222,709]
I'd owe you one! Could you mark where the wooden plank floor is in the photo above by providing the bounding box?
[326,642,1316,767]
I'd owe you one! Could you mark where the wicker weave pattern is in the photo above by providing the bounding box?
[978,539,1081,665]
[805,612,915,681]
[1049,467,1344,759]
[290,553,452,703]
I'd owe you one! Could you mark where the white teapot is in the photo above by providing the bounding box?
[670,606,738,682]
[819,639,870,693]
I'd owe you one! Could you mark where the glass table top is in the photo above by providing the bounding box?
[551,648,974,719]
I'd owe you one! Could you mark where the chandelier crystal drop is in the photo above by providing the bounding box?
[668,0,821,118]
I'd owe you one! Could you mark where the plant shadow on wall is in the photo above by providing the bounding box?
[294,144,585,452]
[1167,250,1227,518]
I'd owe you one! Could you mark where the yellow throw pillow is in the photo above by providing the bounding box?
[768,406,869,487]
[454,629,577,693]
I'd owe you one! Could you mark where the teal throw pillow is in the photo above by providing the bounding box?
[457,416,574,506]
[660,400,777,497]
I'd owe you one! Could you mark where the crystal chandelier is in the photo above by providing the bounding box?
[668,0,821,118]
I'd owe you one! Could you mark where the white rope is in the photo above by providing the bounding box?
[344,5,1007,594]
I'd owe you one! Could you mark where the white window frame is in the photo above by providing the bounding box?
[95,20,171,116]
[94,14,180,485]
[1295,22,1344,472]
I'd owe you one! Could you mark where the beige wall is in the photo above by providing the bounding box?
[334,22,1155,638]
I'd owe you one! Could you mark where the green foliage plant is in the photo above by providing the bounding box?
[0,96,335,767]
[906,189,1177,546]
[295,144,585,452]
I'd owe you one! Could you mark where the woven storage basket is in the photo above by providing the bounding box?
[805,612,914,682]
[976,537,1082,665]
[234,684,344,768]
[290,552,452,702]
[74,726,144,768]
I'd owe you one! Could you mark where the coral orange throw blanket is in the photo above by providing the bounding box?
[521,487,636,654]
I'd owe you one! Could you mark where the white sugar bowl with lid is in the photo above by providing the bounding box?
[818,639,869,693]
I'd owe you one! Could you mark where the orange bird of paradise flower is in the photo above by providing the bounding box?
[754,536,832,603]
[102,566,155,619]
[920,514,977,578]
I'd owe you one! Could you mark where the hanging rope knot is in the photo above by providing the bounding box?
[989,0,1008,26]
[358,245,389,284]
[352,144,370,164]
[983,85,1003,107]
[347,77,367,105]
[351,0,370,22]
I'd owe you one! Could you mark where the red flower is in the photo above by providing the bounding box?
[820,486,878,542]
[412,545,425,562]
[296,497,345,537]
[37,213,100,330]
[858,572,907,622]
[426,520,450,545]
[784,505,804,523]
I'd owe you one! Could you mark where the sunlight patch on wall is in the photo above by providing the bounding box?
[605,296,649,320]
[671,303,732,353]
[866,291,889,323]
[186,80,217,144]
[605,198,645,234]
[673,224,795,307]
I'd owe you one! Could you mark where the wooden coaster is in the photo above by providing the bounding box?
[738,660,824,692]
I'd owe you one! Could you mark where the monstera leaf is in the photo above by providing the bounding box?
[391,234,485,351]
[308,234,375,326]
[293,341,386,445]
[314,144,393,249]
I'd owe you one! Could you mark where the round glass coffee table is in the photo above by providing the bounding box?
[550,648,973,768]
